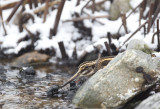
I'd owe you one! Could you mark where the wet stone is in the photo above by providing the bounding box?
[47,85,59,97]
[11,51,50,66]
[19,66,36,76]
[0,66,6,74]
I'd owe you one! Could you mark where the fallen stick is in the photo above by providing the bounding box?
[34,0,60,14]
[63,15,109,23]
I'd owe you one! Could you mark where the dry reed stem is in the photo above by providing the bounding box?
[63,15,109,23]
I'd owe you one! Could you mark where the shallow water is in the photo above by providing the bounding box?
[0,63,77,109]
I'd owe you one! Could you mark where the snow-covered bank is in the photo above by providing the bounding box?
[1,0,160,58]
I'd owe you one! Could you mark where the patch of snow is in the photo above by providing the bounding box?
[117,88,137,100]
[1,0,160,59]
[130,0,143,8]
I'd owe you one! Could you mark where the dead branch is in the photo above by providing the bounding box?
[147,3,154,33]
[117,1,142,34]
[7,0,25,23]
[81,0,92,14]
[50,0,66,38]
[91,0,96,13]
[63,15,109,23]
[151,2,160,27]
[33,0,38,8]
[83,11,104,25]
[28,0,33,9]
[157,19,160,51]
[76,0,81,6]
[86,0,108,9]
[34,0,60,14]
[1,0,43,10]
[1,1,19,10]
[121,13,128,34]
[104,41,111,56]
[43,0,49,23]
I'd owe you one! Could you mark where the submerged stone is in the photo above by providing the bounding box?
[72,49,160,108]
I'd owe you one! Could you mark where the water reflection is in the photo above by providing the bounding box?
[0,64,76,109]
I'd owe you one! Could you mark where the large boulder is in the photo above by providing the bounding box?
[135,92,160,109]
[72,49,160,108]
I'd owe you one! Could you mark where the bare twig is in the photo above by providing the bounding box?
[157,19,160,51]
[23,24,34,37]
[76,0,81,6]
[117,20,148,50]
[104,41,111,56]
[140,0,147,17]
[147,3,154,33]
[117,2,142,34]
[91,0,96,14]
[7,0,25,23]
[143,24,146,37]
[33,0,38,8]
[1,0,43,10]
[63,15,109,23]
[139,8,143,26]
[151,31,160,44]
[23,24,35,45]
[151,2,160,27]
[0,8,7,35]
[1,1,19,10]
[83,11,104,25]
[121,13,128,34]
[43,0,49,23]
[153,0,159,15]
[34,0,60,14]
[58,41,69,59]
[50,0,66,38]
[86,0,108,9]
[81,0,92,14]
[28,0,32,9]
[72,46,77,60]
[107,32,111,45]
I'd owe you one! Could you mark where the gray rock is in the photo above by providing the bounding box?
[11,51,50,66]
[109,0,131,20]
[127,39,152,54]
[72,49,160,108]
[135,92,160,109]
